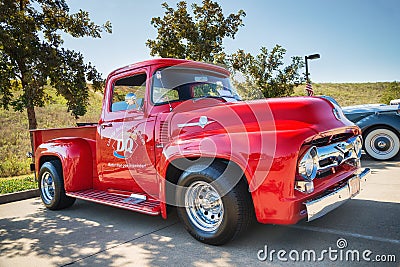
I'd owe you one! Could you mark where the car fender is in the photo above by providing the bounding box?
[35,137,95,192]
[356,113,400,136]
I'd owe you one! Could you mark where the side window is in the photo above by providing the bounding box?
[111,73,146,112]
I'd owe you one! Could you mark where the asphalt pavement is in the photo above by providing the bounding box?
[0,157,399,267]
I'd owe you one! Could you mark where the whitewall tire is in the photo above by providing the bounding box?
[364,127,400,160]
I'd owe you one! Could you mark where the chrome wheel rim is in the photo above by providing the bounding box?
[365,128,400,160]
[41,171,55,204]
[370,133,394,155]
[184,181,224,232]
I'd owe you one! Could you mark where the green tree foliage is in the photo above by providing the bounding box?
[229,45,305,99]
[0,0,112,130]
[146,0,245,63]
[381,81,400,104]
[147,1,304,99]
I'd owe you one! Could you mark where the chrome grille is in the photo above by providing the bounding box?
[315,136,361,175]
[310,133,354,146]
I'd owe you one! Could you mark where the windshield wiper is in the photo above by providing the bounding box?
[192,95,240,102]
[192,95,223,102]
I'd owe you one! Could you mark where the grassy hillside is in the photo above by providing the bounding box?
[0,86,103,177]
[292,82,388,106]
[0,82,390,178]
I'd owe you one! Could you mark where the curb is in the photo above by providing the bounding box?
[0,189,40,204]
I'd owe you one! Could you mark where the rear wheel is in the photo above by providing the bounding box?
[38,160,75,210]
[176,163,253,245]
[364,127,400,160]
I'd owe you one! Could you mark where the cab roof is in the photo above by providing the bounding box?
[108,58,230,78]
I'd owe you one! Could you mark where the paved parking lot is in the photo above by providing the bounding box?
[1,157,399,266]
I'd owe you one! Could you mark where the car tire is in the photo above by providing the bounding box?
[176,162,254,245]
[38,160,76,210]
[364,127,400,160]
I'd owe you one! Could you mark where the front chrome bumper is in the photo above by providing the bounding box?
[304,167,370,221]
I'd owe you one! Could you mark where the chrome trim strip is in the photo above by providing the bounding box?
[178,116,215,129]
[304,167,370,221]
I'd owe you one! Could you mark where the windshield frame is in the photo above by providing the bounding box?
[150,66,241,106]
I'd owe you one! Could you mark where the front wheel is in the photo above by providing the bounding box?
[38,160,75,210]
[364,127,400,160]
[176,163,253,245]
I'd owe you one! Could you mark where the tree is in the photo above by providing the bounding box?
[0,0,112,132]
[229,45,305,99]
[146,1,304,99]
[146,0,245,63]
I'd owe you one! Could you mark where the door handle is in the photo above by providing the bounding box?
[101,123,113,129]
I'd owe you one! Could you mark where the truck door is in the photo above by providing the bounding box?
[97,70,158,197]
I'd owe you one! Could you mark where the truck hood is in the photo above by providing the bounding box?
[165,96,355,141]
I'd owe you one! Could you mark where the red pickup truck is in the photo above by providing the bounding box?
[31,58,370,245]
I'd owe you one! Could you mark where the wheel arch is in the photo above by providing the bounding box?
[39,155,62,170]
[361,123,400,139]
[162,156,255,219]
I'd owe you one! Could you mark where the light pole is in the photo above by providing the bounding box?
[305,53,320,82]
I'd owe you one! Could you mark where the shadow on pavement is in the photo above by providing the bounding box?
[361,154,400,172]
[0,199,176,266]
[131,199,400,267]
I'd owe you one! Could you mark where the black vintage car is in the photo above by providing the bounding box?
[342,103,400,160]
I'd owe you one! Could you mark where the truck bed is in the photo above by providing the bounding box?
[30,125,97,153]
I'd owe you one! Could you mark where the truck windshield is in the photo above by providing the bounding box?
[151,67,241,105]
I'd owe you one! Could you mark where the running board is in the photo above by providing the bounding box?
[66,189,161,215]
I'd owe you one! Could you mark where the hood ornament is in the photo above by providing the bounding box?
[178,116,215,129]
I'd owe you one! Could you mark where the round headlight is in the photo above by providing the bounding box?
[304,153,314,177]
[332,107,341,120]
[354,136,363,158]
[298,147,318,180]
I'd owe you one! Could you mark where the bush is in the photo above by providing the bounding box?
[381,81,400,104]
[0,156,31,177]
[0,176,37,194]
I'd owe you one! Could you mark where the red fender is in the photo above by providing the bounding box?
[35,138,95,192]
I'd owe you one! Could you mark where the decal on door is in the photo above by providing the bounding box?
[107,128,145,159]
[114,134,136,159]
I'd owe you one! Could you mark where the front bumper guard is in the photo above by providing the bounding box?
[305,167,370,222]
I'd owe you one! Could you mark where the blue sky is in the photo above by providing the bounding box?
[64,0,400,83]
